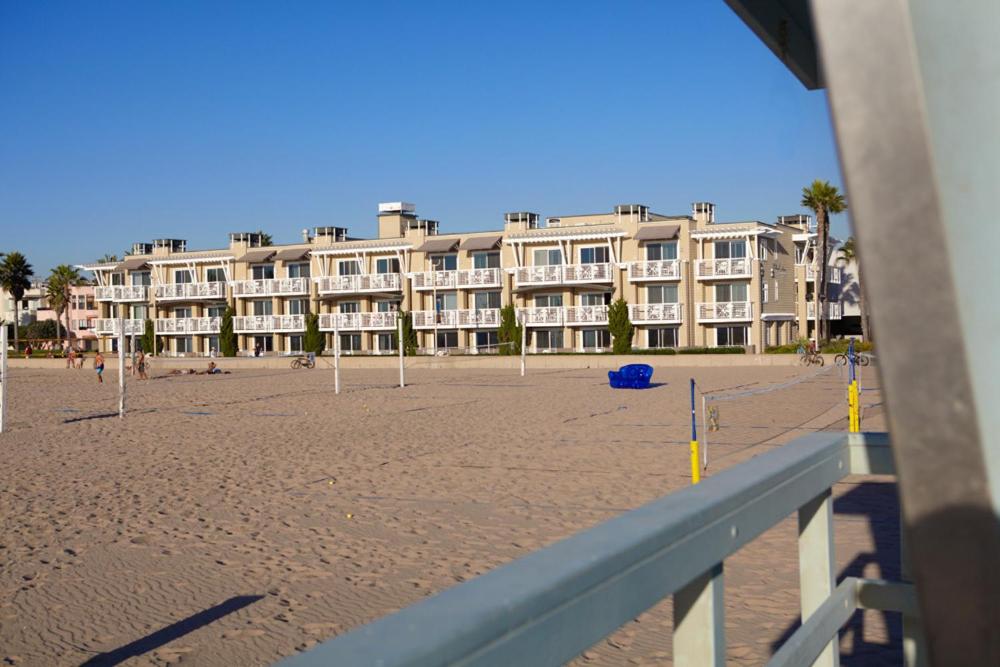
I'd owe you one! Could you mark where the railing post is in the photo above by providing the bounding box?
[798,488,838,666]
[673,563,725,666]
[900,513,928,666]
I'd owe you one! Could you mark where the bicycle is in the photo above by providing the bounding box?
[290,355,315,370]
[798,350,824,367]
[834,352,870,367]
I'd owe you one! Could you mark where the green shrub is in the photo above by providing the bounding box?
[631,348,677,355]
[304,313,325,355]
[677,346,746,355]
[220,306,238,357]
[392,311,418,356]
[497,304,522,356]
[607,298,633,354]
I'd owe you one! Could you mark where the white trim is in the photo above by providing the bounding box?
[504,231,626,244]
[690,227,779,240]
[760,313,796,321]
[147,255,235,265]
[310,243,412,256]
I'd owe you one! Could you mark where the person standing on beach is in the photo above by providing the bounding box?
[67,347,77,369]
[94,351,105,384]
[136,349,148,380]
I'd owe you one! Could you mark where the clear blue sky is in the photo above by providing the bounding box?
[0,1,847,274]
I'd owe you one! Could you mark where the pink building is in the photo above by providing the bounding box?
[36,285,99,351]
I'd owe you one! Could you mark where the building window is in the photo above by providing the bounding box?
[645,242,678,261]
[715,282,748,302]
[207,335,220,355]
[475,331,499,352]
[580,292,610,306]
[252,300,272,316]
[430,254,457,271]
[110,273,124,286]
[473,291,501,310]
[338,260,361,276]
[582,329,611,350]
[716,326,748,347]
[375,300,398,313]
[340,301,360,314]
[174,269,193,284]
[176,336,194,354]
[132,271,151,286]
[376,333,396,353]
[174,307,192,319]
[535,329,564,351]
[434,292,458,312]
[648,327,678,348]
[774,281,779,301]
[532,248,562,266]
[435,330,458,350]
[534,293,563,307]
[647,284,678,304]
[252,264,275,280]
[375,257,400,274]
[763,283,769,303]
[133,305,148,320]
[339,334,362,353]
[287,262,310,279]
[287,299,309,315]
[473,252,500,269]
[207,305,226,318]
[580,247,609,264]
[206,267,226,283]
[289,335,304,353]
[714,240,747,259]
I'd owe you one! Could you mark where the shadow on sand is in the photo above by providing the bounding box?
[79,595,264,666]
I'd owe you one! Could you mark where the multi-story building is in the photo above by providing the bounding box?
[35,284,100,350]
[0,281,48,327]
[79,201,845,356]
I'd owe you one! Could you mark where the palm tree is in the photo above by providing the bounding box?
[47,265,84,349]
[801,180,847,342]
[0,252,34,351]
[255,230,273,246]
[837,237,870,342]
[99,254,120,264]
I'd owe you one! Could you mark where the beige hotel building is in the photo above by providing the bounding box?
[79,201,842,356]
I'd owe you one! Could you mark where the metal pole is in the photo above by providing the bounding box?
[1,325,7,433]
[398,314,405,388]
[131,332,137,375]
[117,317,126,419]
[520,313,526,377]
[333,319,341,395]
[701,394,709,470]
[689,378,700,484]
[798,489,839,667]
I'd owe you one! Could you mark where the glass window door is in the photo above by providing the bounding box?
[435,331,458,350]
[646,242,678,261]
[580,247,609,264]
[375,257,400,274]
[648,327,678,348]
[473,252,500,269]
[473,291,501,309]
[287,263,310,279]
[174,307,192,318]
[252,264,275,280]
[338,260,361,276]
[582,329,611,349]
[647,284,678,303]
[535,329,564,350]
[533,248,562,266]
[715,283,748,302]
[716,326,748,346]
[174,269,193,284]
[207,305,226,318]
[580,292,609,306]
[430,255,457,271]
[435,292,458,311]
[131,271,151,286]
[252,300,273,316]
[375,300,398,312]
[206,267,226,282]
[339,301,360,314]
[534,293,563,307]
[289,335,304,353]
[714,240,747,259]
[287,299,309,315]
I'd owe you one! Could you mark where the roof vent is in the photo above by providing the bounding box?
[153,239,187,252]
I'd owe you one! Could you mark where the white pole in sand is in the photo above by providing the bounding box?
[1,325,8,433]
[397,315,405,388]
[701,394,709,470]
[333,320,341,395]
[520,312,526,377]
[117,317,126,418]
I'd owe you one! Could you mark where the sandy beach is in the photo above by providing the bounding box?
[0,364,894,666]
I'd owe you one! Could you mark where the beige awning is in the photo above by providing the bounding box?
[634,224,680,241]
[240,249,276,263]
[118,257,150,271]
[273,247,310,262]
[415,238,460,253]
[459,235,502,251]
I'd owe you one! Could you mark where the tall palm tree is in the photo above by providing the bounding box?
[99,253,120,264]
[255,230,273,246]
[0,252,34,351]
[837,237,871,341]
[47,264,84,348]
[801,180,847,342]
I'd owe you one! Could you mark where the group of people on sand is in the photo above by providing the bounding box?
[162,361,226,377]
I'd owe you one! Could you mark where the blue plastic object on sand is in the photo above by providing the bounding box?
[608,363,654,389]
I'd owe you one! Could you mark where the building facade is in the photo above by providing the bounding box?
[79,202,845,356]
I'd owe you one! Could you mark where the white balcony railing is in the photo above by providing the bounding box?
[629,302,683,324]
[316,273,402,295]
[513,263,613,288]
[154,281,226,301]
[232,314,306,333]
[694,258,752,280]
[627,260,682,282]
[411,268,503,290]
[411,309,501,329]
[806,266,843,284]
[318,311,399,331]
[519,306,566,327]
[231,277,310,298]
[696,301,753,322]
[94,318,145,335]
[806,301,844,320]
[564,305,608,325]
[154,317,221,335]
[94,285,149,302]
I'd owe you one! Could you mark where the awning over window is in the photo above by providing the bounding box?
[633,224,680,241]
[118,257,150,271]
[415,238,460,253]
[273,247,310,262]
[240,249,276,263]
[459,235,502,251]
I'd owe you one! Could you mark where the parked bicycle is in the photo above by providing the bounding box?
[290,355,315,370]
[834,352,871,367]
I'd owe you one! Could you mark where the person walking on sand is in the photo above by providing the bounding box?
[94,351,105,384]
[67,347,77,369]
[136,349,148,380]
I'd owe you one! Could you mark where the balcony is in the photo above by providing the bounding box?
[231,277,310,298]
[696,301,753,322]
[806,301,844,320]
[513,263,613,288]
[564,305,608,326]
[155,281,226,301]
[629,302,683,324]
[154,317,221,335]
[318,311,399,331]
[316,273,402,295]
[806,266,843,284]
[411,309,501,329]
[411,268,503,291]
[627,260,682,282]
[94,285,149,302]
[694,258,752,280]
[232,314,305,333]
[519,305,608,327]
[94,318,145,336]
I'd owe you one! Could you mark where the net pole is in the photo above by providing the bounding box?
[130,333,137,375]
[334,320,341,395]
[117,317,126,419]
[1,325,8,433]
[398,315,405,388]
[520,313,526,377]
[689,378,700,484]
[701,394,709,470]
